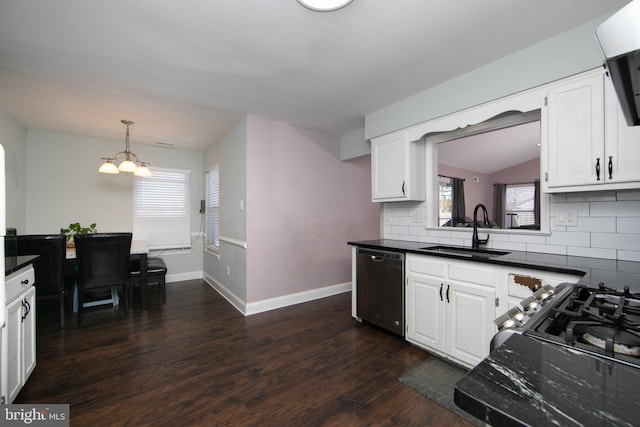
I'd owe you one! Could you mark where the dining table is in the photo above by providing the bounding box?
[66,239,151,310]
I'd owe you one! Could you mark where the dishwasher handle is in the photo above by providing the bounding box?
[356,248,404,262]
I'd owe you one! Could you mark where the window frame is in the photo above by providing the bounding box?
[205,164,220,254]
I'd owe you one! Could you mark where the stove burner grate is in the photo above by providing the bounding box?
[582,326,640,356]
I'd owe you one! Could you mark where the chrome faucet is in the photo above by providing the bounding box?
[472,203,490,249]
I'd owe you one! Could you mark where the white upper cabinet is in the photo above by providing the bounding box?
[543,68,640,192]
[604,73,640,185]
[370,130,425,202]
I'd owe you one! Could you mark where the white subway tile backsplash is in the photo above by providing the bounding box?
[508,234,546,244]
[618,218,640,234]
[567,246,617,259]
[575,217,616,233]
[499,241,528,252]
[391,225,410,235]
[591,232,640,251]
[526,243,566,255]
[545,231,591,247]
[618,250,640,262]
[382,190,640,262]
[590,201,640,217]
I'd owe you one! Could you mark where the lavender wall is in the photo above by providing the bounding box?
[246,116,379,303]
[490,158,539,186]
[438,163,492,220]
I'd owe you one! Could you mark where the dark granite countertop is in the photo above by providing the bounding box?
[5,255,39,276]
[348,239,640,291]
[454,334,640,427]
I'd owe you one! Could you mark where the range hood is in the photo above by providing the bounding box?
[595,0,640,126]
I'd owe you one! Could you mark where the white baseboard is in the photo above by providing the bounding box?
[202,272,247,314]
[166,271,202,283]
[245,282,351,315]
[202,273,351,316]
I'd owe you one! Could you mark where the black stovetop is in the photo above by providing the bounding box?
[525,283,640,369]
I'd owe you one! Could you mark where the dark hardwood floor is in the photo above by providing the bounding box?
[18,280,473,426]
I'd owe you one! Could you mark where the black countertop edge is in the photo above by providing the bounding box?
[348,239,640,290]
[5,255,39,276]
[453,333,640,427]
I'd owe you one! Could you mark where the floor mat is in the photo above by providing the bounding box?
[398,356,483,426]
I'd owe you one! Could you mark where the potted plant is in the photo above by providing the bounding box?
[60,222,97,247]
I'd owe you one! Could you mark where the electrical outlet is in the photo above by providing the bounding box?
[565,210,578,226]
[413,209,424,224]
[555,208,578,227]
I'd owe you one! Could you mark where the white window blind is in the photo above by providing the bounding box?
[505,183,535,227]
[205,165,220,252]
[133,167,191,250]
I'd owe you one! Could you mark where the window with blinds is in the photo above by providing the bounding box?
[205,165,220,252]
[133,167,191,250]
[505,183,535,228]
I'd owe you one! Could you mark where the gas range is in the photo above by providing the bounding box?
[492,282,640,369]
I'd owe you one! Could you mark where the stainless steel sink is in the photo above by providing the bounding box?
[420,245,510,258]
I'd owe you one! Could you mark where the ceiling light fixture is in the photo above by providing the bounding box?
[296,0,354,12]
[99,120,151,177]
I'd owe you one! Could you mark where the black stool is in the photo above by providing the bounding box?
[129,257,167,306]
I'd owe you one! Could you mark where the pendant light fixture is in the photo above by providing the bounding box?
[296,0,353,12]
[99,120,151,177]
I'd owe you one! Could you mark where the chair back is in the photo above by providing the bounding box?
[74,233,132,291]
[16,234,66,297]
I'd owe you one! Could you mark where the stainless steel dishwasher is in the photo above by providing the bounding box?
[356,247,404,336]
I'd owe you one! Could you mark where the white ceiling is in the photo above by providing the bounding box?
[0,0,630,151]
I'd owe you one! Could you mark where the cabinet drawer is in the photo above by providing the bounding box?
[406,255,446,277]
[448,262,497,287]
[6,267,35,304]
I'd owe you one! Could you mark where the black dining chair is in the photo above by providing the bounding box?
[129,257,167,306]
[74,232,132,324]
[16,234,67,329]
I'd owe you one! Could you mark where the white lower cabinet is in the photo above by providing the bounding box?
[3,265,36,404]
[406,254,497,368]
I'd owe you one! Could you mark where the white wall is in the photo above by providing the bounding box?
[0,109,28,231]
[203,116,248,302]
[25,129,205,279]
[365,14,611,140]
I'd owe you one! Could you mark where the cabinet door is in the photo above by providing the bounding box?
[604,75,640,184]
[371,132,408,201]
[22,287,36,381]
[406,274,446,354]
[545,70,605,189]
[5,297,23,404]
[445,282,496,367]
